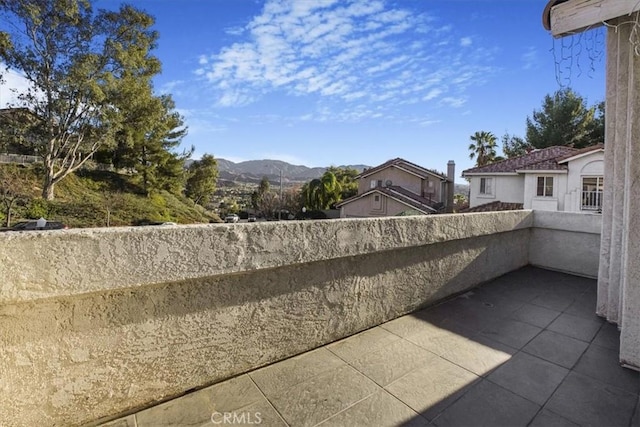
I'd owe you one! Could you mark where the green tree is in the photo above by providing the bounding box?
[468,131,498,167]
[301,178,322,211]
[0,165,29,227]
[526,88,603,149]
[501,133,531,158]
[251,176,270,210]
[110,94,190,196]
[0,0,163,199]
[327,166,358,199]
[185,154,218,205]
[301,171,342,210]
[587,100,605,145]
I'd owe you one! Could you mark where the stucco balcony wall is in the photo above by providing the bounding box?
[530,210,603,278]
[0,210,601,426]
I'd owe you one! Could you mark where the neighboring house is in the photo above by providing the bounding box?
[337,158,455,218]
[462,144,604,213]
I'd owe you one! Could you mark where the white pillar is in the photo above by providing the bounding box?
[597,13,640,370]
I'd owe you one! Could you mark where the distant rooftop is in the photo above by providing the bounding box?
[462,145,603,175]
[359,157,448,181]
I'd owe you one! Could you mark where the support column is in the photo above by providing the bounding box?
[597,13,640,370]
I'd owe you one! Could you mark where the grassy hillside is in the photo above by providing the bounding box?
[0,164,219,228]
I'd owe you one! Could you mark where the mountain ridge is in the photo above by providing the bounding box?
[215,158,369,182]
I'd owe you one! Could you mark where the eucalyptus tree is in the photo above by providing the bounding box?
[0,0,165,199]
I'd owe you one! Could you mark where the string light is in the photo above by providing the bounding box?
[551,11,640,87]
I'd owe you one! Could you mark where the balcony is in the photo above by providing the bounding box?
[101,266,639,427]
[1,210,637,426]
[581,190,603,212]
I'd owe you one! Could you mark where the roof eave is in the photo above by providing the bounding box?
[462,172,520,176]
[557,148,605,164]
[515,169,568,174]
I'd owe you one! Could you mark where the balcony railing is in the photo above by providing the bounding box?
[0,211,605,426]
[581,190,603,211]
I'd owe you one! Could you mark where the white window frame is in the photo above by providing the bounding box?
[536,176,554,197]
[479,177,493,195]
[581,176,604,211]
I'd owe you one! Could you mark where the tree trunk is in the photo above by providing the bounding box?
[42,173,55,200]
[42,150,56,200]
[3,200,13,228]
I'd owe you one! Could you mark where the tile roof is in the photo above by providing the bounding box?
[556,143,604,162]
[462,146,579,175]
[336,185,442,213]
[359,158,447,180]
[459,201,524,213]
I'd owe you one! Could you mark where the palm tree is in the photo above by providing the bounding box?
[468,131,498,167]
[319,171,341,208]
[303,179,323,210]
[302,172,343,210]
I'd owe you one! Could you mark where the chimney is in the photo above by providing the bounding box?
[446,160,455,213]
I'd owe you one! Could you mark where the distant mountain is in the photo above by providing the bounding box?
[455,183,470,195]
[215,158,369,184]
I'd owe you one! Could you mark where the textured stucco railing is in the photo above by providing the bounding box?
[1,210,603,426]
[0,211,532,304]
[529,210,602,278]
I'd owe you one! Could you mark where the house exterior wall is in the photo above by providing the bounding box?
[467,151,604,213]
[530,210,602,277]
[340,193,418,218]
[523,173,567,211]
[564,152,605,212]
[468,175,524,208]
[358,166,442,201]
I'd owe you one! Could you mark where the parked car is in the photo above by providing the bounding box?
[248,215,257,222]
[1,219,68,231]
[224,214,239,223]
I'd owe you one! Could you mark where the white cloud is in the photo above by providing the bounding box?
[521,46,538,70]
[418,119,441,127]
[159,80,185,95]
[197,0,497,119]
[441,97,467,108]
[225,26,245,36]
[0,66,33,108]
[423,88,443,101]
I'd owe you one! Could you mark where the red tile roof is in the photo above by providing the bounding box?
[462,146,579,175]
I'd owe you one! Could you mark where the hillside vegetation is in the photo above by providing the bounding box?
[0,164,218,228]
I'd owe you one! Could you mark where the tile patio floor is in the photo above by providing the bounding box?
[102,267,640,427]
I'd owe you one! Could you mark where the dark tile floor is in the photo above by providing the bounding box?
[102,266,640,427]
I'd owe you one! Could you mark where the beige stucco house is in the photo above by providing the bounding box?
[337,158,455,218]
[462,145,604,213]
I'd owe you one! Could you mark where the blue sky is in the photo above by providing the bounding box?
[1,0,606,181]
